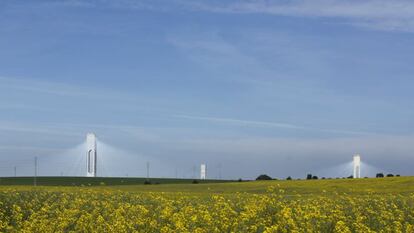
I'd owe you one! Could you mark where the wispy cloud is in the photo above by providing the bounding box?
[0,76,127,99]
[26,0,414,32]
[175,114,304,129]
[180,0,414,32]
[0,121,82,137]
[174,114,379,136]
[0,76,171,115]
[167,31,277,84]
[0,145,66,152]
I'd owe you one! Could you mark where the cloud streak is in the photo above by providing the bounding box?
[0,76,126,99]
[174,114,379,136]
[28,0,414,32]
[177,0,414,32]
[0,121,83,137]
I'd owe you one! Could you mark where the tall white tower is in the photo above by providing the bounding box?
[86,133,97,177]
[353,154,361,178]
[200,164,206,180]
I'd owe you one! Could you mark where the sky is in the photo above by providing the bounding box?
[1,0,414,179]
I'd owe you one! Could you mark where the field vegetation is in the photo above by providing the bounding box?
[0,176,230,186]
[1,177,413,232]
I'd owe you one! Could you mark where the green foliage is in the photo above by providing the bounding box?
[256,174,272,180]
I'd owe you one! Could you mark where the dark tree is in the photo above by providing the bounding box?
[347,175,353,179]
[192,179,199,184]
[386,174,394,177]
[312,176,318,180]
[376,173,384,178]
[286,176,292,180]
[306,174,313,180]
[238,178,243,182]
[256,174,272,180]
[396,174,401,177]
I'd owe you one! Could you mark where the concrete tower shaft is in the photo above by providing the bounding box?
[200,164,206,180]
[353,154,361,178]
[86,133,97,177]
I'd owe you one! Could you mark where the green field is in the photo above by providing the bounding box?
[0,176,232,186]
[0,176,413,194]
[110,176,414,194]
[1,177,414,232]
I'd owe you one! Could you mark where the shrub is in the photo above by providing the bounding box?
[256,174,272,180]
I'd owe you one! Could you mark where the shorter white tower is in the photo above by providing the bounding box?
[353,154,361,178]
[86,133,97,177]
[200,164,206,180]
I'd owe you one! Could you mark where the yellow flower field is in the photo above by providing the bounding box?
[0,185,413,232]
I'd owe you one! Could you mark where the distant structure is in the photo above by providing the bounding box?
[86,133,97,177]
[353,154,361,178]
[200,164,206,180]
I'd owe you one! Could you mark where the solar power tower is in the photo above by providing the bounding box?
[200,164,206,180]
[353,154,361,178]
[86,133,97,177]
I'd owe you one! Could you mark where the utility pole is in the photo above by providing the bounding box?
[146,162,150,179]
[34,157,37,187]
[218,163,222,180]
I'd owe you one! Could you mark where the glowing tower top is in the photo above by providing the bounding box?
[86,133,97,177]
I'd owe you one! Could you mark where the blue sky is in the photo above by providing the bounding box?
[1,0,414,179]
